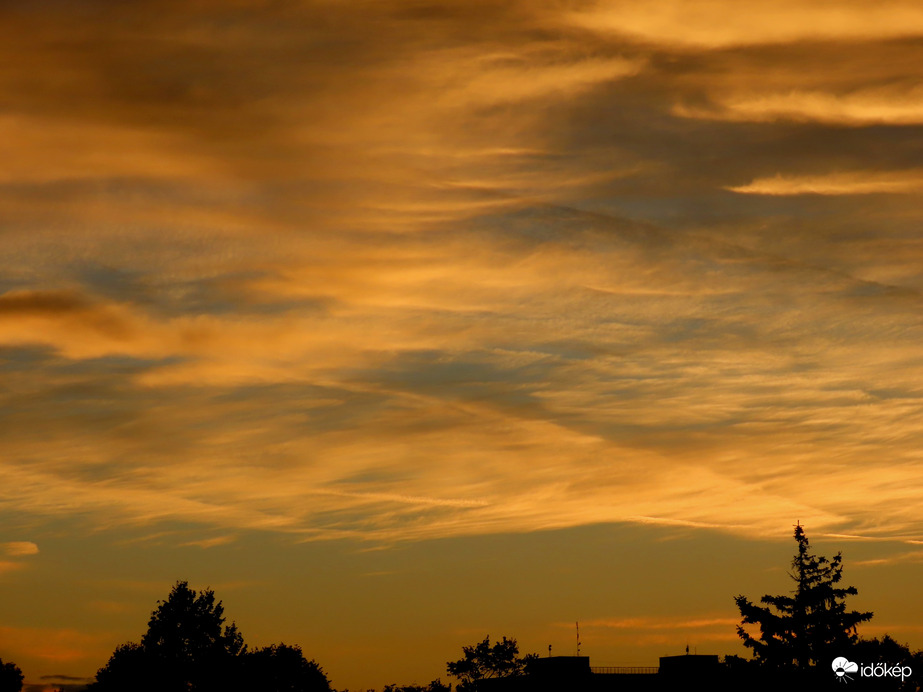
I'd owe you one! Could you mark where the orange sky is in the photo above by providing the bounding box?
[1,1,923,690]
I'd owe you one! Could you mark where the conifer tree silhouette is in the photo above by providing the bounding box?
[735,523,872,669]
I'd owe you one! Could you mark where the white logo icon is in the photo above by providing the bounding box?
[832,657,859,683]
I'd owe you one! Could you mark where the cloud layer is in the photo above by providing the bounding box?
[0,0,922,548]
[2,1,923,685]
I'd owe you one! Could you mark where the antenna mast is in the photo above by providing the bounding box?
[576,621,581,656]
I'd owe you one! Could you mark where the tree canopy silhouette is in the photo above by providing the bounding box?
[382,681,451,692]
[446,636,536,691]
[852,635,923,691]
[241,643,331,692]
[735,523,873,669]
[0,658,23,692]
[142,579,245,658]
[89,580,330,692]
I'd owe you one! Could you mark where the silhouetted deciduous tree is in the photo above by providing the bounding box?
[852,635,923,691]
[91,643,153,691]
[242,643,331,692]
[91,581,244,692]
[142,580,245,658]
[89,580,331,692]
[735,523,873,669]
[446,636,535,691]
[382,680,450,692]
[0,658,23,692]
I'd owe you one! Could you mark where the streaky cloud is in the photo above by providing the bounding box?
[0,541,39,556]
[567,0,923,47]
[676,88,923,125]
[728,170,923,195]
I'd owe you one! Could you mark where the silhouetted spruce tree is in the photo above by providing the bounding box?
[735,523,873,669]
[0,658,24,692]
[446,636,535,691]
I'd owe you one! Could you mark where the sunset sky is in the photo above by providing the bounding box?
[2,1,923,690]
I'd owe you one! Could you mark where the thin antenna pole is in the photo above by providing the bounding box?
[576,621,581,656]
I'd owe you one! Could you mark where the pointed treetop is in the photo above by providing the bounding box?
[735,524,873,669]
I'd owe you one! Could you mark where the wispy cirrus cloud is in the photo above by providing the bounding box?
[0,542,39,577]
[1,541,39,556]
[3,0,923,687]
[728,170,923,195]
[559,615,742,649]
[566,0,923,47]
[579,616,739,630]
[677,88,923,126]
[2,204,922,544]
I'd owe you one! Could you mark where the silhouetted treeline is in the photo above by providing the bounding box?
[382,682,451,692]
[453,526,923,692]
[721,642,923,691]
[9,526,923,692]
[338,681,451,692]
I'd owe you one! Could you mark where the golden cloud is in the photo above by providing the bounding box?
[728,170,923,195]
[579,615,739,630]
[1,541,39,556]
[0,0,922,554]
[677,88,923,126]
[567,0,923,47]
[2,206,923,545]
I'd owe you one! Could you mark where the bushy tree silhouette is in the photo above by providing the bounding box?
[382,680,450,692]
[91,581,244,692]
[142,580,245,658]
[242,643,331,692]
[446,636,535,691]
[89,580,330,692]
[852,635,923,691]
[735,523,873,669]
[0,658,23,692]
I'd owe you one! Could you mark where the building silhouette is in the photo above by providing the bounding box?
[479,653,722,691]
